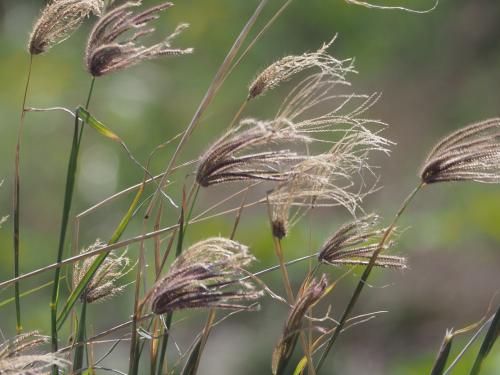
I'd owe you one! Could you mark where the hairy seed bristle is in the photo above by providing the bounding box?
[0,331,69,374]
[72,239,133,303]
[271,275,328,375]
[28,0,104,55]
[420,118,500,184]
[85,1,192,76]
[150,237,263,314]
[248,36,348,99]
[318,214,407,270]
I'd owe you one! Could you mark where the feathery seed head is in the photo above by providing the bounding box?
[28,0,104,55]
[0,331,69,374]
[272,275,328,375]
[318,214,407,270]
[150,237,263,314]
[73,240,133,303]
[249,36,349,99]
[421,118,500,184]
[85,1,193,76]
[196,119,310,187]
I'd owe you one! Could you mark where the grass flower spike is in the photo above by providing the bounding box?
[318,214,407,269]
[272,275,328,375]
[72,240,133,303]
[248,37,349,99]
[196,119,310,187]
[28,0,104,55]
[85,1,193,76]
[150,237,263,314]
[0,331,69,374]
[421,118,500,184]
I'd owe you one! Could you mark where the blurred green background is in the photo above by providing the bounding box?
[1,0,500,374]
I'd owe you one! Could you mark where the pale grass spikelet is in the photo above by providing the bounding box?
[28,0,104,55]
[196,119,310,187]
[85,1,193,76]
[248,36,350,99]
[0,331,69,374]
[271,275,328,375]
[268,130,387,239]
[275,72,390,140]
[150,237,263,314]
[318,214,407,270]
[72,240,133,303]
[420,118,500,184]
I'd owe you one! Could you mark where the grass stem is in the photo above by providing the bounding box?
[315,182,424,371]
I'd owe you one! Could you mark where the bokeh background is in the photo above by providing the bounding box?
[1,0,500,374]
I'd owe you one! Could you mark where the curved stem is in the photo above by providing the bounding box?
[315,182,424,371]
[13,55,33,334]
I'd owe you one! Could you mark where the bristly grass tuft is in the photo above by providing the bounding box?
[248,36,347,99]
[150,237,263,314]
[85,1,193,76]
[421,118,500,184]
[72,239,133,303]
[0,331,70,374]
[318,214,407,270]
[28,0,104,55]
[272,275,328,375]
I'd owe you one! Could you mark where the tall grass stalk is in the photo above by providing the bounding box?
[12,54,34,334]
[50,78,96,374]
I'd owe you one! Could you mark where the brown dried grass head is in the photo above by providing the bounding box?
[85,1,193,76]
[421,118,500,184]
[248,36,351,100]
[196,119,310,187]
[0,331,69,374]
[318,214,407,269]
[272,275,328,375]
[72,240,133,303]
[150,237,263,314]
[28,0,104,55]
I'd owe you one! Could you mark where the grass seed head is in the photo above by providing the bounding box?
[150,237,263,314]
[28,0,104,55]
[421,118,500,184]
[85,1,193,76]
[72,240,133,303]
[196,119,310,187]
[272,275,328,375]
[0,331,69,374]
[248,36,348,99]
[318,214,407,270]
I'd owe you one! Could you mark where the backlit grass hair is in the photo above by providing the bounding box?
[29,0,104,55]
[85,1,193,76]
[150,237,263,314]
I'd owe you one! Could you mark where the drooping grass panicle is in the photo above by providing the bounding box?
[196,119,311,187]
[150,237,263,314]
[271,274,328,375]
[28,0,104,55]
[318,214,407,270]
[248,36,350,99]
[85,1,193,76]
[0,331,69,374]
[421,118,500,184]
[72,239,133,303]
[268,128,388,239]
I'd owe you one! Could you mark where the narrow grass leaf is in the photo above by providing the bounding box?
[469,304,500,375]
[430,331,453,375]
